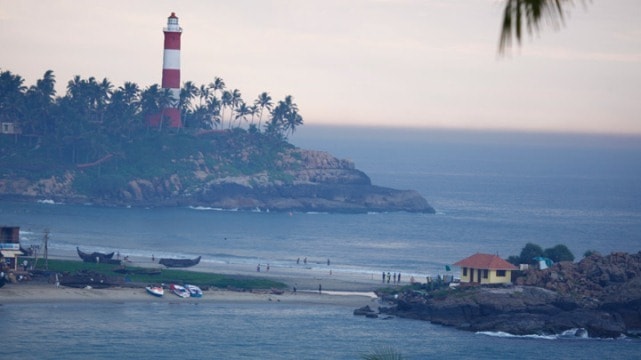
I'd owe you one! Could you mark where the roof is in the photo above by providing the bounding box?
[453,253,518,270]
[1,250,22,257]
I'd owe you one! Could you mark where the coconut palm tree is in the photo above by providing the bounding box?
[229,89,243,129]
[220,90,232,128]
[499,0,578,54]
[180,80,198,126]
[206,95,222,129]
[209,77,226,98]
[254,92,273,130]
[234,102,251,129]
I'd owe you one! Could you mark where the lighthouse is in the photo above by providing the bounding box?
[159,12,182,128]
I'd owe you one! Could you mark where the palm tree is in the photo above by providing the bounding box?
[24,70,56,136]
[206,95,222,129]
[220,90,232,128]
[209,77,226,98]
[198,84,210,107]
[499,0,577,54]
[234,102,251,129]
[229,89,243,129]
[254,92,273,130]
[180,80,198,126]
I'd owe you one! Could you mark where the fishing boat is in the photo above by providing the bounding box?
[145,285,164,297]
[158,256,201,268]
[185,284,203,298]
[76,247,120,264]
[170,284,190,298]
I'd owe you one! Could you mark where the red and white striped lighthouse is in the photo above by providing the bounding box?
[160,12,182,128]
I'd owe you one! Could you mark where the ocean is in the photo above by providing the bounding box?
[2,126,641,359]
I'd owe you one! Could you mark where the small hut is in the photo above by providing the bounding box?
[454,253,518,285]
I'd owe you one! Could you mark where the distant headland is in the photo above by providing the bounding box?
[0,69,434,213]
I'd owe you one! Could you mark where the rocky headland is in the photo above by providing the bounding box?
[0,147,434,214]
[377,251,641,338]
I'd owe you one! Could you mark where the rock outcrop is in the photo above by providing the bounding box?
[0,148,435,213]
[380,251,641,338]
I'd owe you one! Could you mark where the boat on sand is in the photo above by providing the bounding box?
[185,284,203,298]
[158,256,201,268]
[170,284,190,298]
[145,285,164,297]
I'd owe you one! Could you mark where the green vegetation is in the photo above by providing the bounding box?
[0,69,304,197]
[29,258,287,290]
[507,242,575,265]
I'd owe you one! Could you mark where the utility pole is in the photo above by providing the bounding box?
[43,229,49,270]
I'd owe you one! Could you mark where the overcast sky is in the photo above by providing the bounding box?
[1,0,640,135]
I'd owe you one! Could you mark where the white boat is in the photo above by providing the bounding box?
[170,284,190,298]
[185,284,203,298]
[145,285,164,297]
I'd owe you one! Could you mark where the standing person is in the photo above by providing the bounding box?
[393,272,397,284]
[297,258,300,264]
[152,254,155,262]
[397,273,401,284]
[266,264,270,272]
[387,272,391,283]
[382,272,386,283]
[304,257,307,264]
[257,264,261,272]
[318,284,322,294]
[327,258,330,266]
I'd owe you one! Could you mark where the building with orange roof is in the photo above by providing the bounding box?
[453,253,519,285]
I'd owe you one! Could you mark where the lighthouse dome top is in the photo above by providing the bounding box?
[165,12,181,32]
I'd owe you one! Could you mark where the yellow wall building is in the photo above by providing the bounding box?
[454,253,518,285]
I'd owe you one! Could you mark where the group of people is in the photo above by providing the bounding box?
[383,271,402,284]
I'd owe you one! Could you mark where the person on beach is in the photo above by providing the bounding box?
[382,272,386,283]
[397,273,401,283]
[318,284,322,294]
[266,264,270,272]
[327,258,330,266]
[297,258,300,264]
[152,254,155,262]
[304,257,307,264]
[257,264,261,272]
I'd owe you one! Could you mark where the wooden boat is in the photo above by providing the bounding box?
[185,284,203,298]
[76,247,120,264]
[145,285,164,297]
[158,256,201,268]
[169,284,190,298]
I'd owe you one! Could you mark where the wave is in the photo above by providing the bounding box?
[476,328,589,340]
[36,199,59,205]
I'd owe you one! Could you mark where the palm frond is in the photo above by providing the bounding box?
[499,0,575,55]
[361,347,404,360]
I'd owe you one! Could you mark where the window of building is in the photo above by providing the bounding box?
[462,268,467,276]
[483,269,489,279]
[496,270,506,277]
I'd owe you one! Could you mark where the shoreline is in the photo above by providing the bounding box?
[0,252,387,308]
[0,282,380,308]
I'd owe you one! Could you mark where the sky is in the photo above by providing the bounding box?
[1,0,640,135]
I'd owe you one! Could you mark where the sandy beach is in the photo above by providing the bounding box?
[0,253,388,308]
[0,282,380,309]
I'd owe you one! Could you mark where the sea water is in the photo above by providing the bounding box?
[2,126,641,359]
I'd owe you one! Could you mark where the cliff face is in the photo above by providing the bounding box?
[0,148,435,213]
[381,252,641,338]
